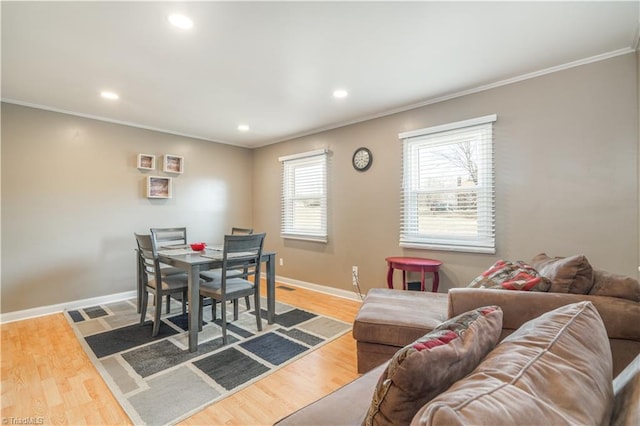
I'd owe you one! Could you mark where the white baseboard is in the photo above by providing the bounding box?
[0,290,137,324]
[1,277,362,324]
[274,275,364,302]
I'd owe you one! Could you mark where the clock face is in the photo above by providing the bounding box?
[352,147,372,171]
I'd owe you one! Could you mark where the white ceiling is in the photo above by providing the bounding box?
[2,1,639,148]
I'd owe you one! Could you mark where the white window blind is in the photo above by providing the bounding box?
[398,115,496,254]
[279,149,328,243]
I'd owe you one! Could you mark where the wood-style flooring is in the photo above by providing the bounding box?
[1,282,363,425]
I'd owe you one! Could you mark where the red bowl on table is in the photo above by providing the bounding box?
[190,242,206,251]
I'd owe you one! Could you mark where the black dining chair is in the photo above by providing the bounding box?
[198,233,265,345]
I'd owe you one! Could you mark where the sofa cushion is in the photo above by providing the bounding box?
[467,259,551,291]
[590,269,640,302]
[412,301,614,426]
[353,289,448,348]
[531,253,594,294]
[363,305,503,426]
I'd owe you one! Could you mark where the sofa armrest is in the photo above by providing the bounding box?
[448,288,640,341]
[611,354,640,425]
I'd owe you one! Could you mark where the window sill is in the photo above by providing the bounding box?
[281,234,328,244]
[399,242,495,254]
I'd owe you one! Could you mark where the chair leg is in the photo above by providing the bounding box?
[152,294,162,337]
[212,299,217,320]
[182,290,187,315]
[244,296,251,310]
[254,291,262,331]
[221,299,228,345]
[140,290,149,325]
[198,297,204,332]
[233,299,239,321]
[165,294,171,314]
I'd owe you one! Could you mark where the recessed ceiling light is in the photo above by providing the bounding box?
[168,14,193,30]
[100,91,119,100]
[237,124,250,132]
[333,89,348,99]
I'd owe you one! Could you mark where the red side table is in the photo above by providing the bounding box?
[385,257,443,292]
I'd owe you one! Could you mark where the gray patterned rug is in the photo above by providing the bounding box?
[65,296,351,425]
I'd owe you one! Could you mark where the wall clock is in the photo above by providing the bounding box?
[352,147,373,172]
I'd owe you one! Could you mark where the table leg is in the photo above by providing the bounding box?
[433,271,440,293]
[188,265,201,352]
[421,269,426,292]
[402,270,407,290]
[266,253,275,324]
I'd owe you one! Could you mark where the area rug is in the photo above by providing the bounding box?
[64,296,352,425]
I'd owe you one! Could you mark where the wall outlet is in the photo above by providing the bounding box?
[279,258,284,266]
[352,266,359,286]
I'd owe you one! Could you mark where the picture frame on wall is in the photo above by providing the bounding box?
[137,153,156,170]
[146,176,172,198]
[163,154,184,174]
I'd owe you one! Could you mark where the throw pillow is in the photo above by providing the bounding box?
[412,301,614,426]
[531,253,594,294]
[362,305,503,426]
[590,269,640,302]
[467,260,551,291]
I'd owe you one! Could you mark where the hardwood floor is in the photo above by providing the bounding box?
[1,282,363,425]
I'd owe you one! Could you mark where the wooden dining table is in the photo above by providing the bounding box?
[157,247,276,352]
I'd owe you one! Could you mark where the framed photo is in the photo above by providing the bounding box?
[137,154,156,170]
[163,154,184,174]
[146,176,172,199]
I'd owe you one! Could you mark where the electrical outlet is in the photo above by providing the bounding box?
[279,258,284,266]
[352,266,359,286]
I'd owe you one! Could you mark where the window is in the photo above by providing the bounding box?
[279,149,328,242]
[398,115,496,253]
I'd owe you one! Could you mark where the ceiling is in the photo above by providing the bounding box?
[2,1,639,148]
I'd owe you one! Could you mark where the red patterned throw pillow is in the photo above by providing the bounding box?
[363,305,503,426]
[468,260,551,291]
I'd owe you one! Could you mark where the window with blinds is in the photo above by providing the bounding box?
[398,115,496,253]
[279,149,328,242]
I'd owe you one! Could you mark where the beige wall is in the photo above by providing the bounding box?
[2,53,638,315]
[253,53,639,296]
[1,104,253,313]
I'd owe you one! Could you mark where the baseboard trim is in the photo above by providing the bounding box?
[0,290,137,324]
[274,275,364,302]
[1,277,363,324]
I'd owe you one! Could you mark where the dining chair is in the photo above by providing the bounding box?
[136,244,186,313]
[200,227,254,309]
[135,233,190,337]
[150,227,188,312]
[198,232,266,345]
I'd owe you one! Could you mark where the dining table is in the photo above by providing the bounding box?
[157,246,276,352]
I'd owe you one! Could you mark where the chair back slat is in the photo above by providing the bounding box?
[231,227,254,235]
[150,227,187,247]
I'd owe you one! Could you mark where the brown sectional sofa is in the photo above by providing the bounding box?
[275,287,640,425]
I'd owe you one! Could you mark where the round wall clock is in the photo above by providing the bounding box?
[352,147,373,172]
